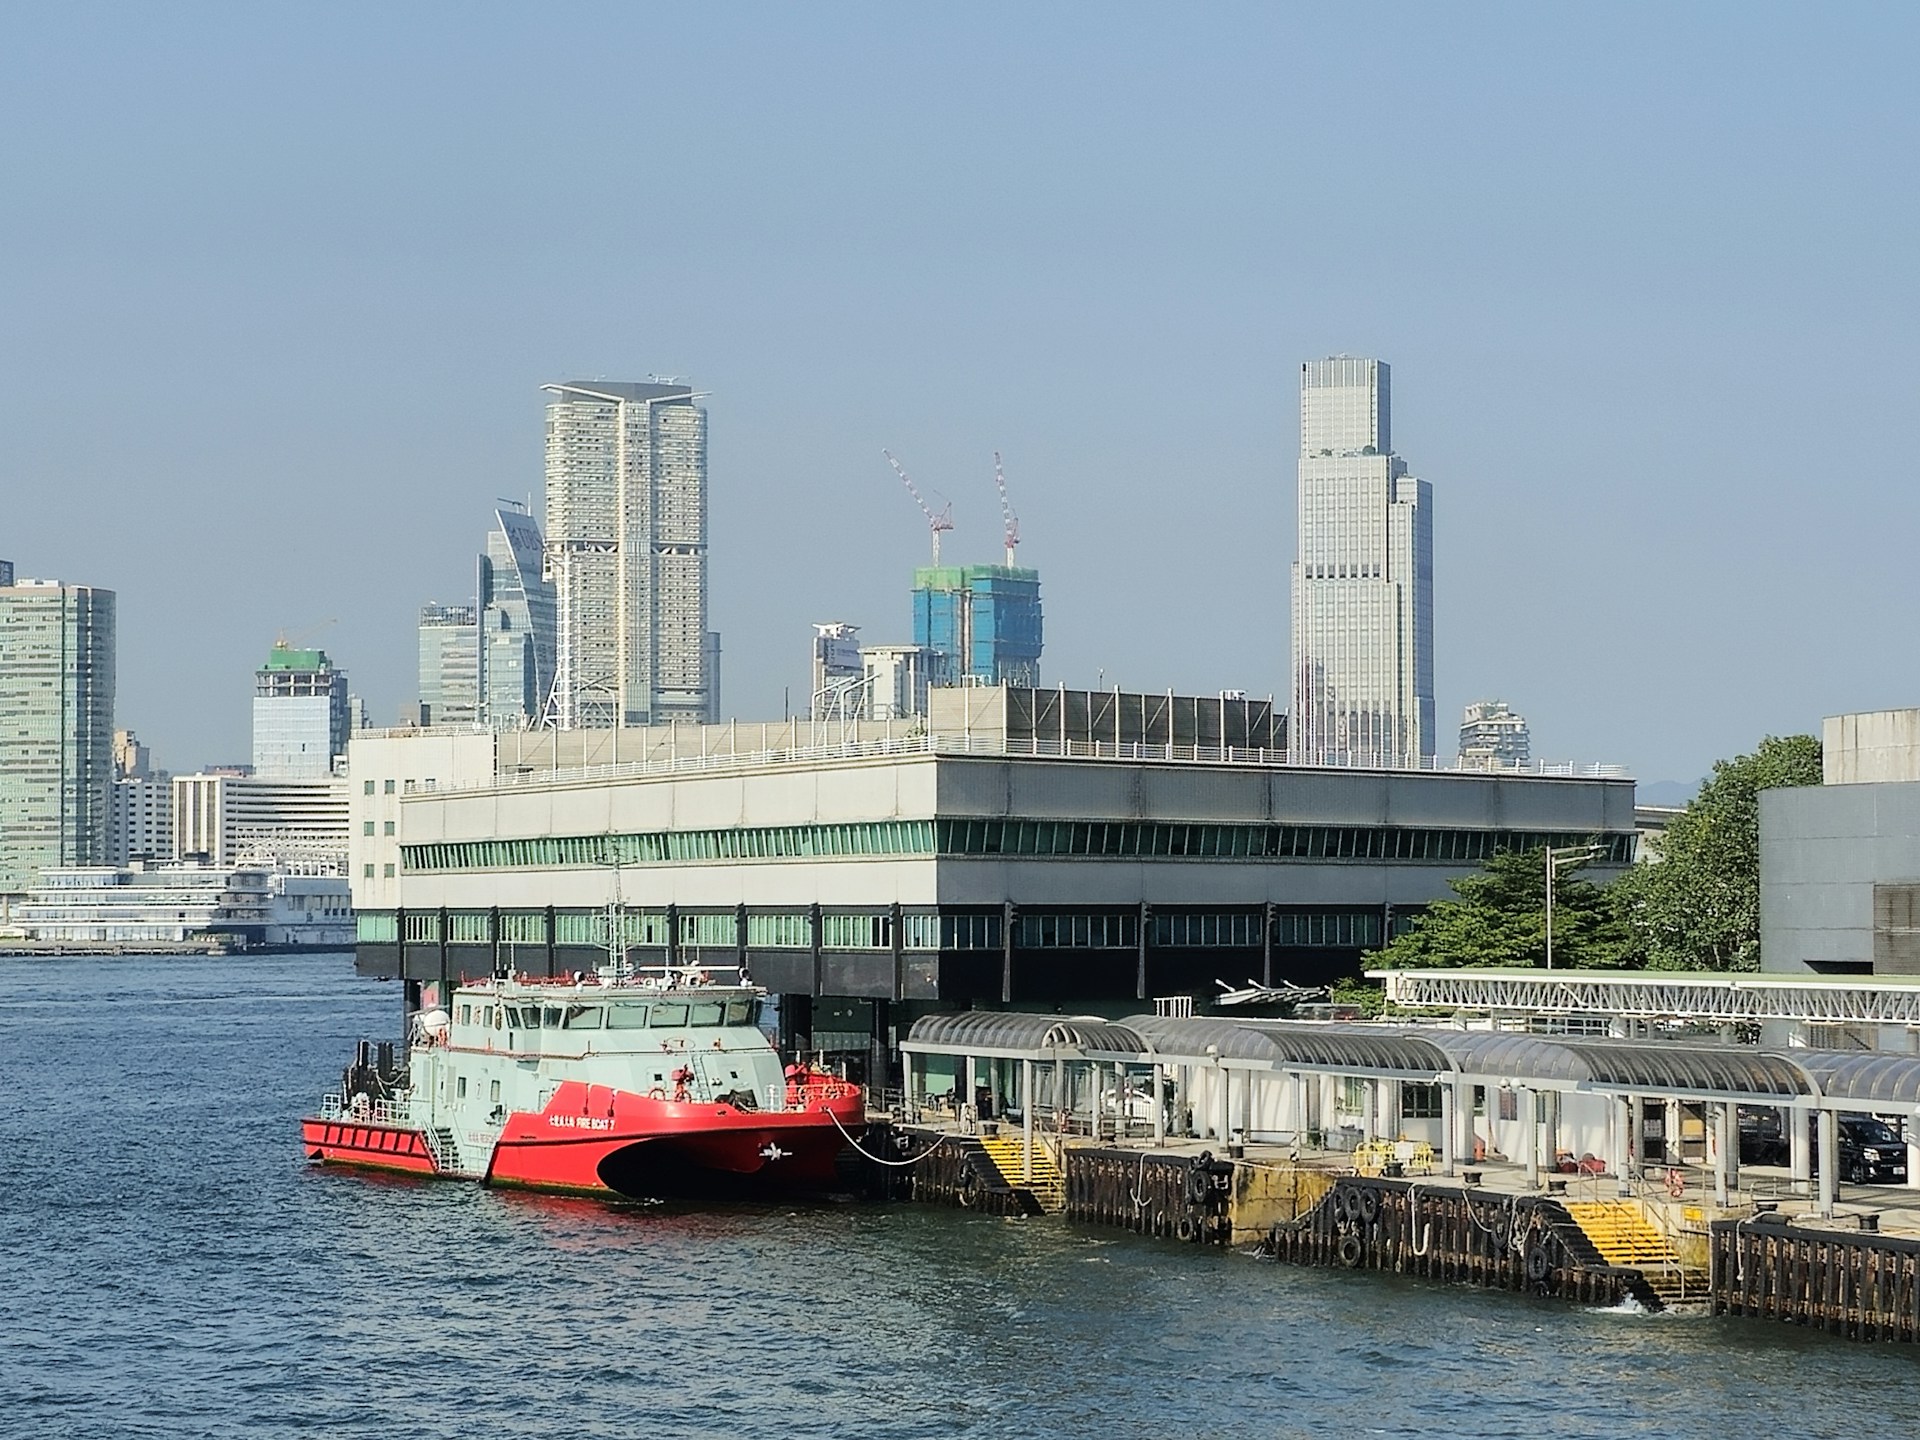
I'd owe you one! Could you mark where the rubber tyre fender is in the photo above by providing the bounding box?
[1176,1216,1198,1243]
[1525,1242,1552,1284]
[1338,1186,1364,1223]
[956,1164,978,1208]
[1357,1187,1381,1225]
[1338,1231,1365,1269]
[1185,1163,1212,1206]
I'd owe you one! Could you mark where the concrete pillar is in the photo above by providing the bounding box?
[1817,1108,1838,1218]
[1022,1060,1034,1181]
[1216,1065,1231,1142]
[1440,1083,1458,1176]
[1174,1063,1190,1137]
[1522,1087,1539,1188]
[1241,1066,1255,1141]
[1713,1103,1733,1208]
[1451,1079,1474,1172]
[989,1059,1005,1124]
[1152,1063,1166,1148]
[1612,1098,1632,1194]
[1791,1106,1812,1195]
[1114,1062,1127,1138]
[1906,1119,1920,1191]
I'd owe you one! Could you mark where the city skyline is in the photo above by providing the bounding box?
[7,8,1917,784]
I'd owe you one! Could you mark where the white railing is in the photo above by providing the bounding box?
[317,1093,416,1126]
[428,732,1630,797]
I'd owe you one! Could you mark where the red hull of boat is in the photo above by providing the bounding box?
[302,1080,864,1199]
[300,1118,437,1177]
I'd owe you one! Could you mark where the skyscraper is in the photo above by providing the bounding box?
[543,380,716,728]
[417,603,479,726]
[0,576,115,897]
[253,643,350,778]
[912,565,1043,690]
[479,505,556,729]
[1289,357,1434,768]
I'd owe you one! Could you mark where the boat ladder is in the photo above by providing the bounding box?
[422,1125,463,1177]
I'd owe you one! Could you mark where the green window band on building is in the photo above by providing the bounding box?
[370,905,1406,953]
[400,819,1633,874]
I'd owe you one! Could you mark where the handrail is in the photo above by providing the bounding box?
[422,732,1630,798]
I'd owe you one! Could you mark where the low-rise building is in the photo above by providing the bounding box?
[15,862,353,949]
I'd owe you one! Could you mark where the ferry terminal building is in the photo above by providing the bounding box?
[346,688,1635,1084]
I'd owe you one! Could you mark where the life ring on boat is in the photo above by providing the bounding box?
[1338,1232,1365,1268]
[648,1087,666,1100]
[1665,1166,1685,1198]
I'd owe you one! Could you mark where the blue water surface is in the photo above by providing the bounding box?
[3,954,1919,1439]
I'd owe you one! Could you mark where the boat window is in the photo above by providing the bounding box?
[687,1002,724,1027]
[458,1004,471,1025]
[489,1080,501,1102]
[724,999,753,1026]
[605,1005,650,1030]
[564,1005,603,1029]
[490,1006,502,1030]
[457,1076,467,1098]
[650,1002,689,1028]
[542,1006,565,1029]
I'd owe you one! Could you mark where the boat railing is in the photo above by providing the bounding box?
[317,1092,415,1127]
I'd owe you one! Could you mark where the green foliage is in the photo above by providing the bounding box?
[1612,734,1822,971]
[1372,846,1635,970]
[1326,975,1386,1018]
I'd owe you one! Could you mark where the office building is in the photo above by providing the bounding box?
[253,643,350,779]
[1290,357,1434,768]
[347,692,1632,1079]
[862,644,934,721]
[417,603,479,727]
[479,505,555,729]
[173,772,350,871]
[912,565,1043,689]
[1458,700,1531,768]
[543,380,716,728]
[107,727,172,863]
[0,576,115,899]
[811,623,864,719]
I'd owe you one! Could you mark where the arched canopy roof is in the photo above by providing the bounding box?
[1796,1050,1920,1108]
[905,1011,1145,1060]
[1128,1016,1452,1078]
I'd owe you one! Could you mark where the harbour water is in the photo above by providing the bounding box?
[4,955,1920,1439]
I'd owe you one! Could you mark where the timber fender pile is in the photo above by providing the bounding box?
[1711,1217,1920,1340]
[1264,1179,1651,1311]
[902,1128,1033,1217]
[1062,1148,1232,1244]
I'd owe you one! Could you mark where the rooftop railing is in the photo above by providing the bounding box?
[419,732,1630,797]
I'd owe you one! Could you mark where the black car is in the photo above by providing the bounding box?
[1735,1109,1908,1183]
[1835,1116,1909,1184]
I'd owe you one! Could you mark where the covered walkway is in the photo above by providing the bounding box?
[901,1011,1920,1217]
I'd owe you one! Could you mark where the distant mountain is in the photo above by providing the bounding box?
[1637,779,1701,807]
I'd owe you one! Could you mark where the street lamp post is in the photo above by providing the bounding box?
[1544,843,1606,971]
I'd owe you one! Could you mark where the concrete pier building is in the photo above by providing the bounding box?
[347,685,1633,1081]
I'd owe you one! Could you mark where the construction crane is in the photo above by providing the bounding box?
[883,449,955,565]
[274,617,337,652]
[992,451,1020,566]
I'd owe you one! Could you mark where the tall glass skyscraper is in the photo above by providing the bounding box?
[417,603,479,726]
[0,576,115,896]
[1289,357,1434,768]
[542,380,717,728]
[479,506,555,729]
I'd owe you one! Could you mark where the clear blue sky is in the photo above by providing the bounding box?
[5,5,1916,785]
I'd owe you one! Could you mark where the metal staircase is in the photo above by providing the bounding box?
[978,1135,1065,1213]
[1563,1200,1703,1302]
[423,1126,463,1177]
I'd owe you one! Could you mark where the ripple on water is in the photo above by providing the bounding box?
[6,954,1920,1440]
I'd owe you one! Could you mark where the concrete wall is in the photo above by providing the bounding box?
[1761,780,1920,974]
[1825,710,1920,785]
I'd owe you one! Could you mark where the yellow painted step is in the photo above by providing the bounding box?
[978,1135,1065,1212]
[1564,1201,1705,1300]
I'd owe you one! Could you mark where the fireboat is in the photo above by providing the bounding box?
[301,963,864,1199]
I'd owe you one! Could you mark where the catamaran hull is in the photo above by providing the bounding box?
[303,1081,864,1199]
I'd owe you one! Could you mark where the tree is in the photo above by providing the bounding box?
[1612,733,1822,971]
[1371,846,1636,970]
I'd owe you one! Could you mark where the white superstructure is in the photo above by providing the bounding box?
[1289,357,1434,769]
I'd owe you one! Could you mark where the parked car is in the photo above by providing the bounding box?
[1734,1107,1908,1183]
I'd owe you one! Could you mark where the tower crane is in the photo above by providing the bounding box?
[882,450,955,565]
[992,451,1020,567]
